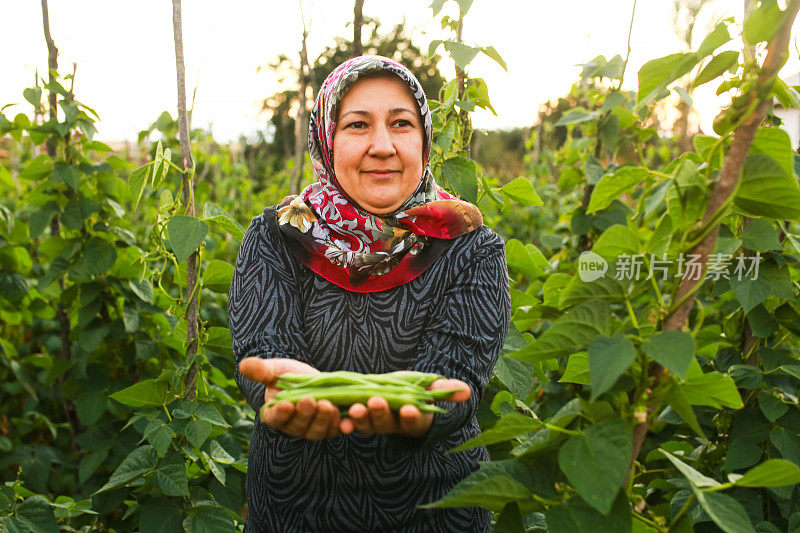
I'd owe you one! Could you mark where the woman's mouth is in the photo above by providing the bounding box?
[362,170,400,180]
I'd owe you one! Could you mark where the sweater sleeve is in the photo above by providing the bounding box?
[388,230,511,451]
[228,210,308,413]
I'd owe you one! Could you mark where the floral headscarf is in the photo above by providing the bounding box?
[276,55,482,292]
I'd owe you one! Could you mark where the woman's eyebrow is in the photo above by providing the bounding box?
[389,107,416,115]
[340,109,371,119]
[339,107,416,120]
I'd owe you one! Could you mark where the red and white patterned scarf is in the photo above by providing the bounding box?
[276,55,482,292]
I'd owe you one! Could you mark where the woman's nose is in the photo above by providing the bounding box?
[367,125,396,157]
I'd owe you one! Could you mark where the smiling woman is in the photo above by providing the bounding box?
[229,55,510,532]
[333,74,425,214]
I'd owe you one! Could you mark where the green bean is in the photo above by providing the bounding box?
[261,370,459,419]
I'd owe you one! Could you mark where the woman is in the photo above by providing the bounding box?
[230,55,510,532]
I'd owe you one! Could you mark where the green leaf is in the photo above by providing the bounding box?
[139,500,182,533]
[591,225,640,261]
[480,46,507,70]
[772,77,800,109]
[51,162,81,191]
[588,335,636,401]
[94,445,157,494]
[12,495,59,533]
[201,450,226,485]
[154,453,189,496]
[129,278,154,304]
[83,237,117,276]
[545,494,632,533]
[682,372,743,409]
[203,259,234,293]
[559,265,627,307]
[419,474,532,511]
[722,439,762,471]
[560,352,590,385]
[144,419,173,457]
[500,177,542,205]
[693,488,754,533]
[555,109,599,127]
[205,327,233,356]
[79,449,108,484]
[646,215,673,256]
[441,156,478,203]
[743,0,783,44]
[505,239,544,278]
[493,356,534,399]
[659,449,720,487]
[511,302,611,363]
[75,389,106,425]
[662,381,704,438]
[735,459,800,487]
[750,127,794,177]
[203,202,245,241]
[208,440,235,464]
[697,21,731,56]
[449,413,539,453]
[584,156,605,184]
[730,277,771,313]
[29,204,59,239]
[23,87,42,108]
[641,331,694,379]
[128,164,150,210]
[741,218,781,251]
[444,41,479,69]
[185,419,212,449]
[693,51,739,87]
[428,38,444,57]
[770,428,800,464]
[110,379,169,408]
[558,418,632,514]
[196,403,230,428]
[167,215,209,263]
[182,504,236,532]
[758,390,788,421]
[735,153,800,220]
[587,167,648,214]
[637,53,699,105]
[19,155,52,180]
[493,502,523,533]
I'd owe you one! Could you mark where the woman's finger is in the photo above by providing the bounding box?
[283,396,316,436]
[262,400,295,428]
[429,378,471,402]
[239,358,320,385]
[398,404,431,438]
[326,403,342,438]
[339,417,355,434]
[305,400,335,440]
[348,403,374,435]
[366,396,396,434]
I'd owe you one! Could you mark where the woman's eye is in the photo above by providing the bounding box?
[346,121,367,129]
[394,120,412,127]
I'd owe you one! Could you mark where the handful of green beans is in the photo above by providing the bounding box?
[262,370,460,415]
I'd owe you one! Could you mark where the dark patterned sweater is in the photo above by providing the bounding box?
[229,206,511,533]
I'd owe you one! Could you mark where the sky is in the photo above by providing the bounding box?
[3,1,794,144]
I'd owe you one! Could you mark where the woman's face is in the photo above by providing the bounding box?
[333,75,425,215]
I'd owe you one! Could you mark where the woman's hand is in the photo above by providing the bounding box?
[339,378,471,438]
[238,358,342,441]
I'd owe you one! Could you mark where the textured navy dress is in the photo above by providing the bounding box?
[229,206,510,532]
